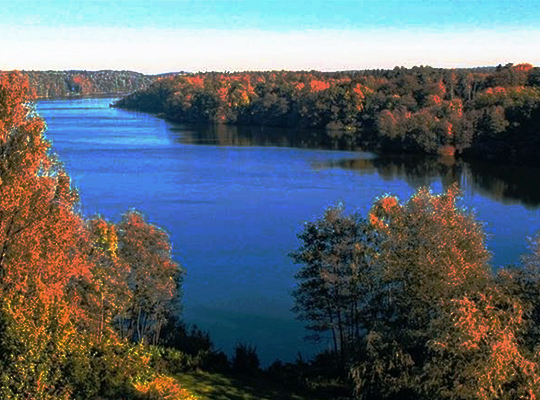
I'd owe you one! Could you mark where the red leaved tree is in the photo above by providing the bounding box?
[0,71,94,398]
[0,72,188,399]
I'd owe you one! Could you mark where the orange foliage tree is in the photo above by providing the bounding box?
[426,287,540,400]
[350,187,493,398]
[0,72,190,399]
[0,71,94,398]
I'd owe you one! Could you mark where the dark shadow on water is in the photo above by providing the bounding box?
[169,123,540,208]
[319,155,540,209]
[465,162,540,209]
[168,123,359,151]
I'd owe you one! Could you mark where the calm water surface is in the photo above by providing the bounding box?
[37,97,540,364]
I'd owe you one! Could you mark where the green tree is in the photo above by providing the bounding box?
[232,343,260,375]
[290,205,378,359]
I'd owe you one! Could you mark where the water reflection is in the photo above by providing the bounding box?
[169,123,357,150]
[170,124,540,208]
[321,155,540,209]
[466,162,540,208]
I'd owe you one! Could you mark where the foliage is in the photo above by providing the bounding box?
[0,70,91,399]
[72,216,132,344]
[499,234,540,352]
[0,72,194,399]
[63,339,154,399]
[161,322,213,356]
[6,68,540,400]
[292,186,540,399]
[134,375,197,400]
[147,344,229,375]
[116,210,185,345]
[22,70,157,98]
[290,205,377,358]
[425,287,540,400]
[114,64,540,165]
[159,322,230,373]
[353,186,494,399]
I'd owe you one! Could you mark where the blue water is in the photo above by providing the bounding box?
[37,97,540,364]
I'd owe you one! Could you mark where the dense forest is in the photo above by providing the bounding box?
[3,70,540,399]
[13,70,158,98]
[113,63,540,165]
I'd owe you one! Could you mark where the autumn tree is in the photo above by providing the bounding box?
[425,286,540,400]
[116,210,184,345]
[0,71,97,398]
[345,186,493,399]
[493,234,540,360]
[424,233,540,399]
[113,66,540,165]
[290,186,540,399]
[0,71,193,399]
[71,217,132,344]
[292,186,510,399]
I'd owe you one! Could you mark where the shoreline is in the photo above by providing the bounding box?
[36,92,131,100]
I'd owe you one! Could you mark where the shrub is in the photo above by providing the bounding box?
[232,343,260,375]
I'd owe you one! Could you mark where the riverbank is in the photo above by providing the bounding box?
[112,65,540,166]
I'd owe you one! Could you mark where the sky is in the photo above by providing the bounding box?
[0,0,539,74]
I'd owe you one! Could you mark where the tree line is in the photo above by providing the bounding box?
[113,63,540,165]
[15,70,158,98]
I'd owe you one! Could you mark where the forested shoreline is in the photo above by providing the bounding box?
[3,70,540,399]
[12,70,159,98]
[113,63,540,166]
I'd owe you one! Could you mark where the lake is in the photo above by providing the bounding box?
[37,97,540,365]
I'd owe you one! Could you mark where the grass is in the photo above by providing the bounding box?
[174,370,329,400]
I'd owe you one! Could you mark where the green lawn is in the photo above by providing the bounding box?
[174,371,328,400]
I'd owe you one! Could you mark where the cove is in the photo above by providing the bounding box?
[37,97,540,365]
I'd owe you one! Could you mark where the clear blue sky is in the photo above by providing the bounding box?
[1,0,538,73]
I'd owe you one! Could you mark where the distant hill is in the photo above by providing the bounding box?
[14,70,185,98]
